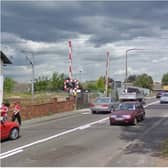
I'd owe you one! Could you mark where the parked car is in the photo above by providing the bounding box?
[160,92,168,104]
[0,117,20,140]
[89,97,115,114]
[109,101,145,125]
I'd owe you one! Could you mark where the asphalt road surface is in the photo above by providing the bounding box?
[1,99,168,167]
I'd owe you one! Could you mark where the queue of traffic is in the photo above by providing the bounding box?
[90,87,146,126]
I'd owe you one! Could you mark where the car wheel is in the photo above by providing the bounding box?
[133,118,138,126]
[9,128,19,140]
[109,120,113,126]
[92,111,96,114]
[141,114,145,120]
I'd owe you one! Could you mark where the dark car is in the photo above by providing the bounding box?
[156,91,165,98]
[109,101,145,125]
[0,117,20,140]
[89,97,115,114]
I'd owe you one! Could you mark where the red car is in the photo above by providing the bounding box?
[0,117,20,140]
[109,101,145,125]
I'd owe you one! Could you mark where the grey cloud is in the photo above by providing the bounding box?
[2,1,168,46]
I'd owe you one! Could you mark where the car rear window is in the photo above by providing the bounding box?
[116,103,135,111]
[95,98,111,103]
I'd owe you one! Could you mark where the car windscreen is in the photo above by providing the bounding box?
[95,98,111,104]
[116,103,135,111]
[162,93,168,97]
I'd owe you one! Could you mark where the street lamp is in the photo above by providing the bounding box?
[21,51,35,100]
[125,48,143,89]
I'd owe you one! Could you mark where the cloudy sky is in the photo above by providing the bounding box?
[1,0,168,83]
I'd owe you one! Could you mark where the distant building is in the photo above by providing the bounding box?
[153,82,162,91]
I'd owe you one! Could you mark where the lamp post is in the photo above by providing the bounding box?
[22,51,35,101]
[125,48,143,89]
[26,55,35,101]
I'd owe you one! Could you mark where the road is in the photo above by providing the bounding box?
[1,98,168,167]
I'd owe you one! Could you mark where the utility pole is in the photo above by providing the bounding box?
[105,51,110,97]
[25,53,35,101]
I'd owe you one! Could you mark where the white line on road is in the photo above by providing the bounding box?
[0,117,108,159]
[144,100,160,108]
[0,149,23,159]
[0,100,160,160]
[79,124,91,130]
[82,112,91,114]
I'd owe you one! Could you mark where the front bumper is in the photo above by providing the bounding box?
[109,117,134,124]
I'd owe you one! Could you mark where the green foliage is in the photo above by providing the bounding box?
[4,77,16,93]
[35,76,49,91]
[49,72,67,91]
[162,139,168,156]
[162,72,168,85]
[34,72,67,92]
[96,76,105,92]
[127,74,137,83]
[133,73,153,90]
[85,81,98,92]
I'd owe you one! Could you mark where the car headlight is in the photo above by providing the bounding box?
[122,115,131,119]
[110,115,117,118]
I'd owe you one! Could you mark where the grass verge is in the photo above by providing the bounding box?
[161,139,168,157]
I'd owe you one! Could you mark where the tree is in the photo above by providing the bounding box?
[4,77,16,93]
[162,72,168,85]
[49,72,67,91]
[34,76,49,91]
[84,81,97,92]
[96,76,105,92]
[34,72,68,92]
[127,74,137,83]
[134,73,153,90]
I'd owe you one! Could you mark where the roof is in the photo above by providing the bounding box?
[0,51,12,64]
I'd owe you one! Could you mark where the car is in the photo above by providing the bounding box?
[109,101,145,125]
[160,92,168,104]
[89,97,115,114]
[0,117,20,140]
[156,91,165,98]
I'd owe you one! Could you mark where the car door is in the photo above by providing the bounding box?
[0,122,8,139]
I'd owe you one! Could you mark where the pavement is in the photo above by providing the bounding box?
[22,108,89,126]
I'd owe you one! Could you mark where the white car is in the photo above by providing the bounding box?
[89,97,115,114]
[160,92,168,104]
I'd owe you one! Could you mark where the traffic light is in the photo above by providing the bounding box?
[64,79,79,91]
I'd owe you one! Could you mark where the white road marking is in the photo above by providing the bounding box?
[0,149,23,159]
[0,100,161,160]
[0,117,108,159]
[144,100,159,108]
[79,124,91,130]
[82,112,90,114]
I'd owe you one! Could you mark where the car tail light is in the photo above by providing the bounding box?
[89,103,95,107]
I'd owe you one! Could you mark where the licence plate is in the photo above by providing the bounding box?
[116,117,124,121]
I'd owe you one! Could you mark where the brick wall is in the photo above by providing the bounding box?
[7,97,75,121]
